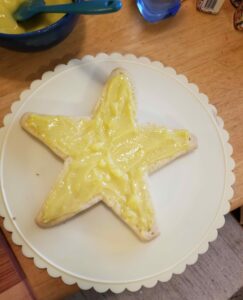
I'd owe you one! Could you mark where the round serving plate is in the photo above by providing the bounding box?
[0,53,235,293]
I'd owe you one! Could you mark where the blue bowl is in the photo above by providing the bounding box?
[0,0,80,52]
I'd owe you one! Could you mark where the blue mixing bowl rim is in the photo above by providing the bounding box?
[0,0,79,38]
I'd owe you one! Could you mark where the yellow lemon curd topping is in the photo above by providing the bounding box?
[22,69,192,238]
[0,0,71,34]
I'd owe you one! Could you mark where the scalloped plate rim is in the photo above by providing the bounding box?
[0,53,235,293]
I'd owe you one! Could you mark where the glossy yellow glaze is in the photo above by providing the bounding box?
[0,0,71,34]
[22,69,192,237]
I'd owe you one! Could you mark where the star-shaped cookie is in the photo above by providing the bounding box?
[21,68,197,241]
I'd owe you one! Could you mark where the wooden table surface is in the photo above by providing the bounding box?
[0,0,242,299]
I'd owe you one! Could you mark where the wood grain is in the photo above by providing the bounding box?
[0,229,34,299]
[0,282,33,300]
[0,0,242,299]
[0,229,21,293]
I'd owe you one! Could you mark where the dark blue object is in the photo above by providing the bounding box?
[14,0,122,22]
[136,0,181,23]
[0,0,80,52]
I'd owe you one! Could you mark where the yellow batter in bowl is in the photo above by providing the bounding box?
[0,0,72,34]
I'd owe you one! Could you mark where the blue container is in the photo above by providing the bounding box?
[136,0,181,23]
[0,0,81,52]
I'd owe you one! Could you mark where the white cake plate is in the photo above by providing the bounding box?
[0,53,235,293]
